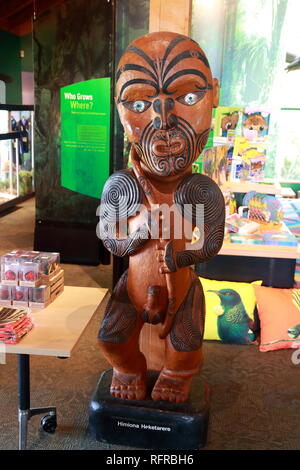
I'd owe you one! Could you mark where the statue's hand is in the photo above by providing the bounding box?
[156,240,177,274]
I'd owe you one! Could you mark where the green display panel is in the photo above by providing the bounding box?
[60,78,110,198]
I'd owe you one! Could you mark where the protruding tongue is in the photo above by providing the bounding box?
[152,137,186,157]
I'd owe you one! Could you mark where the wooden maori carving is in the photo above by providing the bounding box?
[98,32,225,402]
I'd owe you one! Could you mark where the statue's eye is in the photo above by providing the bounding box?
[259,126,265,131]
[123,100,151,113]
[176,91,205,106]
[226,122,232,129]
[249,126,253,130]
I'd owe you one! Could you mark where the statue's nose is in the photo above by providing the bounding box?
[153,98,177,130]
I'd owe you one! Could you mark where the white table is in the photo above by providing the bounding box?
[1,286,108,450]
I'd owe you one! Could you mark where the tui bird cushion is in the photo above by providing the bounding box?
[254,286,300,352]
[200,277,262,344]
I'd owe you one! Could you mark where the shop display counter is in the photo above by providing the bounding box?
[197,222,298,288]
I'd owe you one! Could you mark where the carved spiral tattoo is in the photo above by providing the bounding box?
[174,173,224,225]
[173,173,225,267]
[100,169,143,223]
[99,169,151,257]
[100,220,149,258]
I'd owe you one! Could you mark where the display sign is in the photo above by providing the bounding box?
[60,78,110,198]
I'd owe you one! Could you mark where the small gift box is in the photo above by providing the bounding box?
[11,286,29,307]
[29,285,50,308]
[1,257,19,285]
[38,253,60,276]
[19,261,42,287]
[0,285,12,306]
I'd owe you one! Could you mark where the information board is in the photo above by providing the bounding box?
[60,78,110,198]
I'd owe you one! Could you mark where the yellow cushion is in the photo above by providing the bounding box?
[199,277,262,344]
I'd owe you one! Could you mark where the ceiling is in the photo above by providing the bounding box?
[0,0,66,36]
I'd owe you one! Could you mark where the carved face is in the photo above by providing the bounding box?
[116,32,219,177]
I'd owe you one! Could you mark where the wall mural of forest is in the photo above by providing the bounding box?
[192,0,300,180]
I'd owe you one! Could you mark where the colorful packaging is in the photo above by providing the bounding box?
[38,252,60,275]
[213,106,243,144]
[242,108,270,141]
[232,137,267,181]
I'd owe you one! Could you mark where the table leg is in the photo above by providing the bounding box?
[18,354,30,450]
[18,354,57,450]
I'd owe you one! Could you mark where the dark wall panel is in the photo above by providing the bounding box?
[34,0,112,225]
[33,0,113,263]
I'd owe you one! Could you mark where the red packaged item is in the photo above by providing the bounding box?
[1,262,19,285]
[0,307,33,344]
[11,286,29,307]
[19,261,42,287]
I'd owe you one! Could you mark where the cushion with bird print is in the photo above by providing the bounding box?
[200,277,262,344]
[254,286,300,352]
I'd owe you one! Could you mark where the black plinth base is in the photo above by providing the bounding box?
[89,369,210,450]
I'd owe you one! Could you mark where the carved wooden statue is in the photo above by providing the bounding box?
[98,32,225,403]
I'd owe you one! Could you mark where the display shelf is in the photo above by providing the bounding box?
[220,181,282,195]
[220,222,298,259]
[280,187,296,198]
[219,242,298,259]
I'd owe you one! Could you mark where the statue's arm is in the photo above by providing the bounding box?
[164,173,225,271]
[98,169,152,258]
[98,217,150,258]
[164,218,225,270]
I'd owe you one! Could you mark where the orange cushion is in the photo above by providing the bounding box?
[254,286,300,352]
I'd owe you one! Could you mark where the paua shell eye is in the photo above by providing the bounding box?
[176,90,206,106]
[133,101,146,112]
[184,93,198,105]
[123,100,151,113]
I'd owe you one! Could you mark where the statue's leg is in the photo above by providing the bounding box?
[152,275,205,402]
[98,270,147,400]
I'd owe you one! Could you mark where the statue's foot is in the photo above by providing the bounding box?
[151,368,196,403]
[110,369,147,400]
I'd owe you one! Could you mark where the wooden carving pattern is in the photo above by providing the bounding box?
[170,275,205,352]
[99,169,150,257]
[101,169,143,221]
[98,31,225,403]
[99,270,137,344]
[174,173,225,267]
[100,221,149,257]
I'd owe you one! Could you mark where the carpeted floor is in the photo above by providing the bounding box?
[0,198,300,450]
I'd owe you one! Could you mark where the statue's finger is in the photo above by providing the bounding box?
[159,266,171,274]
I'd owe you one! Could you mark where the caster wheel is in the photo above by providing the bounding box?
[41,414,57,433]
